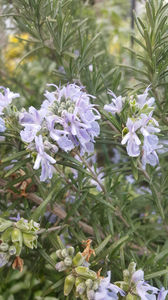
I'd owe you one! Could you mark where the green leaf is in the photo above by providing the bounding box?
[32,183,59,221]
[15,45,44,69]
[95,235,111,255]
[4,158,30,178]
[38,248,56,269]
[1,150,28,163]
[154,248,168,263]
[145,269,168,280]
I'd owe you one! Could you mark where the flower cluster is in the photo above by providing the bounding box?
[19,83,100,181]
[104,87,161,168]
[55,246,125,300]
[0,86,19,133]
[55,246,100,299]
[118,262,168,300]
[0,216,40,270]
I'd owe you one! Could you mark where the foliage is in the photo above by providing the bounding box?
[0,0,168,299]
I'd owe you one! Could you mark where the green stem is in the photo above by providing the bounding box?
[138,161,165,220]
[76,151,130,228]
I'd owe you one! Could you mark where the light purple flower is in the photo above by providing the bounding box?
[33,135,56,181]
[140,113,160,137]
[131,269,159,300]
[104,90,123,115]
[0,117,6,132]
[137,112,162,167]
[136,87,155,109]
[45,84,100,154]
[95,271,125,300]
[158,288,168,300]
[89,64,93,72]
[0,87,19,134]
[121,118,142,157]
[0,86,19,114]
[10,213,21,221]
[20,106,44,143]
[142,135,161,168]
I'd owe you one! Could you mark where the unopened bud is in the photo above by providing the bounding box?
[0,242,9,252]
[16,218,29,232]
[1,227,13,243]
[68,107,74,114]
[72,252,84,266]
[23,233,37,249]
[75,266,97,280]
[128,262,136,274]
[0,218,13,233]
[14,242,22,256]
[67,246,75,256]
[11,228,22,246]
[87,289,95,300]
[123,269,130,282]
[64,274,75,296]
[66,100,71,107]
[61,248,68,258]
[85,279,93,289]
[76,282,86,295]
[75,277,84,287]
[55,261,66,272]
[56,249,63,259]
[28,220,40,233]
[64,256,72,266]
[92,281,99,290]
[9,245,16,256]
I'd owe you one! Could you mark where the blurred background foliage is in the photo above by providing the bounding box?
[1,0,168,299]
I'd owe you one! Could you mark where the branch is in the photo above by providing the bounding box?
[0,178,104,237]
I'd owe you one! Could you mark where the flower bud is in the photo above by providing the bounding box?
[87,289,95,300]
[0,242,9,252]
[128,262,136,274]
[1,227,13,243]
[55,261,66,272]
[9,245,16,256]
[61,249,68,258]
[75,266,97,280]
[67,246,75,257]
[85,279,93,289]
[64,256,72,267]
[0,218,13,233]
[68,107,74,114]
[66,100,72,107]
[123,269,130,282]
[28,220,40,232]
[76,282,86,295]
[23,233,37,249]
[11,228,22,246]
[75,277,84,287]
[64,274,75,296]
[0,252,9,268]
[56,249,63,259]
[14,242,22,256]
[16,218,29,232]
[92,281,99,290]
[72,252,84,266]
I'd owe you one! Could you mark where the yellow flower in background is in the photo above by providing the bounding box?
[4,33,30,72]
[108,35,121,56]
